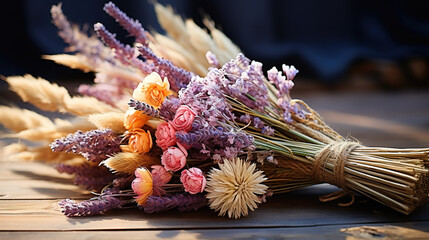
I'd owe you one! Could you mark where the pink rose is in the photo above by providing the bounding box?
[155,122,177,150]
[180,167,206,194]
[171,105,196,132]
[161,145,187,172]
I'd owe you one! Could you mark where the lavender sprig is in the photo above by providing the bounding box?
[93,22,136,64]
[74,175,115,190]
[136,45,194,91]
[128,99,161,118]
[58,196,123,217]
[112,176,134,189]
[158,97,181,121]
[94,22,157,76]
[103,2,148,46]
[50,129,121,163]
[50,4,112,65]
[143,194,208,214]
[55,163,110,177]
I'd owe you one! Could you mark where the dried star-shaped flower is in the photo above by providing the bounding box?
[205,158,268,219]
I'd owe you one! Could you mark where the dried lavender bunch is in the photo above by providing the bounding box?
[59,195,123,217]
[128,99,160,118]
[176,126,254,161]
[50,129,121,163]
[143,194,208,214]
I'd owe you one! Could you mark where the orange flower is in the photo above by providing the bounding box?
[132,72,171,108]
[132,167,153,205]
[121,129,153,154]
[123,108,150,130]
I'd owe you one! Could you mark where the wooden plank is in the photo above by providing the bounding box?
[0,161,72,180]
[0,161,89,199]
[1,185,429,231]
[0,179,90,199]
[1,222,429,240]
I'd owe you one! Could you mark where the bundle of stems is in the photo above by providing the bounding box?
[227,86,429,215]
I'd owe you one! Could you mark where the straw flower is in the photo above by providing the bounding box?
[132,72,172,108]
[205,158,268,219]
[132,167,153,205]
[121,129,153,154]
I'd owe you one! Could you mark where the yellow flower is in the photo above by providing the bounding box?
[123,108,150,130]
[121,129,153,154]
[132,167,153,205]
[132,72,171,108]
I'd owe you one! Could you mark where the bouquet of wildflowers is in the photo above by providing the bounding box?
[1,2,428,219]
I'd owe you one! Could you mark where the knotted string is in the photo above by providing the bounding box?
[313,141,361,206]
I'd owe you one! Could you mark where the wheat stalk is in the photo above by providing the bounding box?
[88,112,126,133]
[9,117,95,141]
[43,54,94,72]
[0,106,53,132]
[102,152,159,174]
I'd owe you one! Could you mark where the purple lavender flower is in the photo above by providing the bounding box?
[50,129,121,163]
[103,2,148,46]
[282,64,299,80]
[262,126,275,136]
[158,97,181,121]
[136,45,193,91]
[93,22,137,65]
[180,54,270,125]
[94,21,193,92]
[112,176,134,189]
[58,196,123,217]
[78,83,124,107]
[239,114,252,124]
[128,99,160,118]
[267,66,294,98]
[206,51,220,68]
[50,4,113,66]
[176,127,253,160]
[55,163,111,177]
[143,193,207,214]
[74,175,115,190]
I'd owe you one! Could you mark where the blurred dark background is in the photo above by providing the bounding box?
[0,0,428,90]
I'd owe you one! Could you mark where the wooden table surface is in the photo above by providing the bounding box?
[1,89,429,239]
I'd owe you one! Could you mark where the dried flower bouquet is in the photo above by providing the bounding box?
[1,2,428,219]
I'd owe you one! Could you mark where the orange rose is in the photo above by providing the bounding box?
[132,72,171,108]
[123,108,150,130]
[121,129,153,154]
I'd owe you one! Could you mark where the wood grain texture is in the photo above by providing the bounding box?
[1,222,429,240]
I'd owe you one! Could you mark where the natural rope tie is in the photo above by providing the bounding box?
[313,141,362,206]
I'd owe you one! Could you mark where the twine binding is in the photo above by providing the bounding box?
[313,140,362,206]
